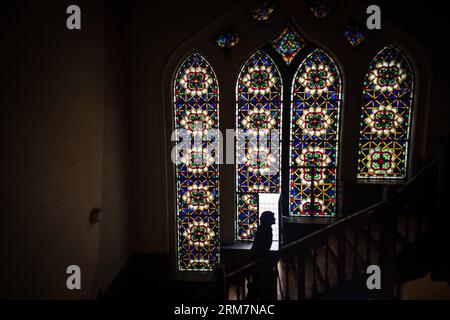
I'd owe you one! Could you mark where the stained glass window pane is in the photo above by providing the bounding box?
[235,50,283,240]
[343,22,366,47]
[214,26,240,53]
[289,49,342,217]
[272,26,307,65]
[306,0,331,19]
[357,45,414,179]
[251,0,276,21]
[173,52,220,271]
[258,193,281,241]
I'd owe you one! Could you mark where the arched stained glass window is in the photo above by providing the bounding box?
[235,50,283,240]
[357,45,414,179]
[173,52,220,271]
[289,49,342,217]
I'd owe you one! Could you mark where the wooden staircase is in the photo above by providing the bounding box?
[217,158,447,300]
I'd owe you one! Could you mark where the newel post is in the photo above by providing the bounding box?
[379,200,398,299]
[337,225,347,285]
[214,264,226,300]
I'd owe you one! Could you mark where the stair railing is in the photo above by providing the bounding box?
[223,158,440,300]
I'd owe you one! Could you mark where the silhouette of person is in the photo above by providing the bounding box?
[247,211,277,300]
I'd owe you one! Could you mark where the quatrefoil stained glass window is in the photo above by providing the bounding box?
[272,26,307,65]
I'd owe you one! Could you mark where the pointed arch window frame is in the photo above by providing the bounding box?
[234,38,344,240]
[288,48,343,217]
[172,52,221,271]
[356,45,415,180]
[234,49,284,241]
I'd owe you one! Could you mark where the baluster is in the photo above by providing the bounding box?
[243,276,248,300]
[352,225,359,278]
[214,264,226,300]
[246,274,252,300]
[415,214,422,240]
[324,240,330,289]
[366,222,372,265]
[404,214,410,247]
[236,280,241,301]
[379,205,397,299]
[244,277,248,300]
[275,260,281,300]
[337,228,346,284]
[285,257,290,299]
[297,251,306,299]
[312,246,317,295]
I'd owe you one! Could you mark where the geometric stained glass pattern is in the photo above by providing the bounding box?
[236,50,283,240]
[173,52,220,271]
[251,0,277,21]
[214,26,241,55]
[357,45,414,179]
[343,21,366,47]
[272,25,307,65]
[306,0,332,19]
[289,48,342,217]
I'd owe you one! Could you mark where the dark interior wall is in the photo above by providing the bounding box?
[100,1,131,293]
[126,0,233,255]
[0,0,130,299]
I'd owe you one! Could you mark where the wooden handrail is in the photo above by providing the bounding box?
[397,157,440,193]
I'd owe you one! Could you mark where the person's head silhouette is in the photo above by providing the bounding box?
[260,211,276,227]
